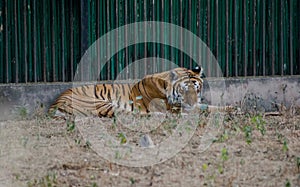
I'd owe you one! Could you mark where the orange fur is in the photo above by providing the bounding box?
[48,67,204,118]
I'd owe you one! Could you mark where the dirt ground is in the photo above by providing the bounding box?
[0,109,300,187]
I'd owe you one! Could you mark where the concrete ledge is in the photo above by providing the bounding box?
[202,76,300,112]
[0,76,300,120]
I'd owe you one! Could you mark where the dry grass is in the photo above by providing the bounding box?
[0,109,300,187]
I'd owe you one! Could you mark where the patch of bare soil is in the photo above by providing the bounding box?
[0,111,300,187]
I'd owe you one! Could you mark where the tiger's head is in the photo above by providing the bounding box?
[167,66,204,111]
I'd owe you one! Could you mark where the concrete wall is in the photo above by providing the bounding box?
[202,76,300,113]
[0,77,299,121]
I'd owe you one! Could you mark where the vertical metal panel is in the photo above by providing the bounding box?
[163,0,170,71]
[14,0,19,83]
[51,0,56,82]
[225,0,229,77]
[61,0,66,82]
[5,0,11,83]
[23,0,27,83]
[228,0,234,77]
[294,0,299,75]
[271,1,275,76]
[42,0,49,82]
[110,0,116,79]
[252,0,256,76]
[215,0,219,66]
[242,0,247,76]
[33,0,37,82]
[191,0,198,70]
[124,0,128,76]
[262,0,266,76]
[17,0,24,82]
[89,0,97,81]
[188,0,192,69]
[0,0,299,83]
[282,0,289,75]
[280,0,284,76]
[289,0,293,75]
[0,0,3,83]
[233,0,238,76]
[207,0,211,77]
[107,0,111,80]
[96,0,101,80]
[70,0,74,81]
[27,0,33,82]
[80,0,88,81]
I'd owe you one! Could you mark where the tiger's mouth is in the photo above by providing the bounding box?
[167,95,198,111]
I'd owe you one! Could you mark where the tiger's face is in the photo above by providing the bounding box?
[167,67,204,111]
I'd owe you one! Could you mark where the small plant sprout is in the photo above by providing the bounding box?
[115,151,122,159]
[130,177,135,184]
[296,157,300,171]
[27,173,57,187]
[285,179,291,187]
[66,120,75,132]
[240,159,245,166]
[118,133,127,145]
[133,103,142,115]
[251,114,266,136]
[214,130,229,143]
[218,164,224,174]
[18,106,28,119]
[221,147,229,162]
[243,125,252,144]
[75,138,81,144]
[202,163,208,172]
[21,136,29,147]
[85,140,92,148]
[283,139,289,152]
[113,115,117,126]
[14,173,20,180]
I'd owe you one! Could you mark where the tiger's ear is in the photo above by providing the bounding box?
[192,66,201,73]
[170,70,178,82]
[191,66,205,78]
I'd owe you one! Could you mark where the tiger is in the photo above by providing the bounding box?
[48,66,232,118]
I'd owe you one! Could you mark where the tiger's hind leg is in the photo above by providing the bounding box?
[93,100,116,118]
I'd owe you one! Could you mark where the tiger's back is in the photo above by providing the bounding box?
[48,84,135,118]
[48,67,204,118]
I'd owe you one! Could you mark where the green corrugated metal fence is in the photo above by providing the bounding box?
[0,0,299,83]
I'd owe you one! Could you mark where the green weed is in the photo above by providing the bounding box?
[283,139,289,152]
[217,147,229,174]
[115,151,122,159]
[218,164,224,174]
[251,114,266,136]
[243,125,252,144]
[118,133,127,145]
[202,163,208,172]
[18,107,28,119]
[85,140,92,148]
[221,147,229,161]
[75,138,81,144]
[297,157,300,171]
[66,120,75,132]
[130,177,136,184]
[91,183,98,187]
[27,173,57,187]
[214,130,229,143]
[285,179,291,187]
